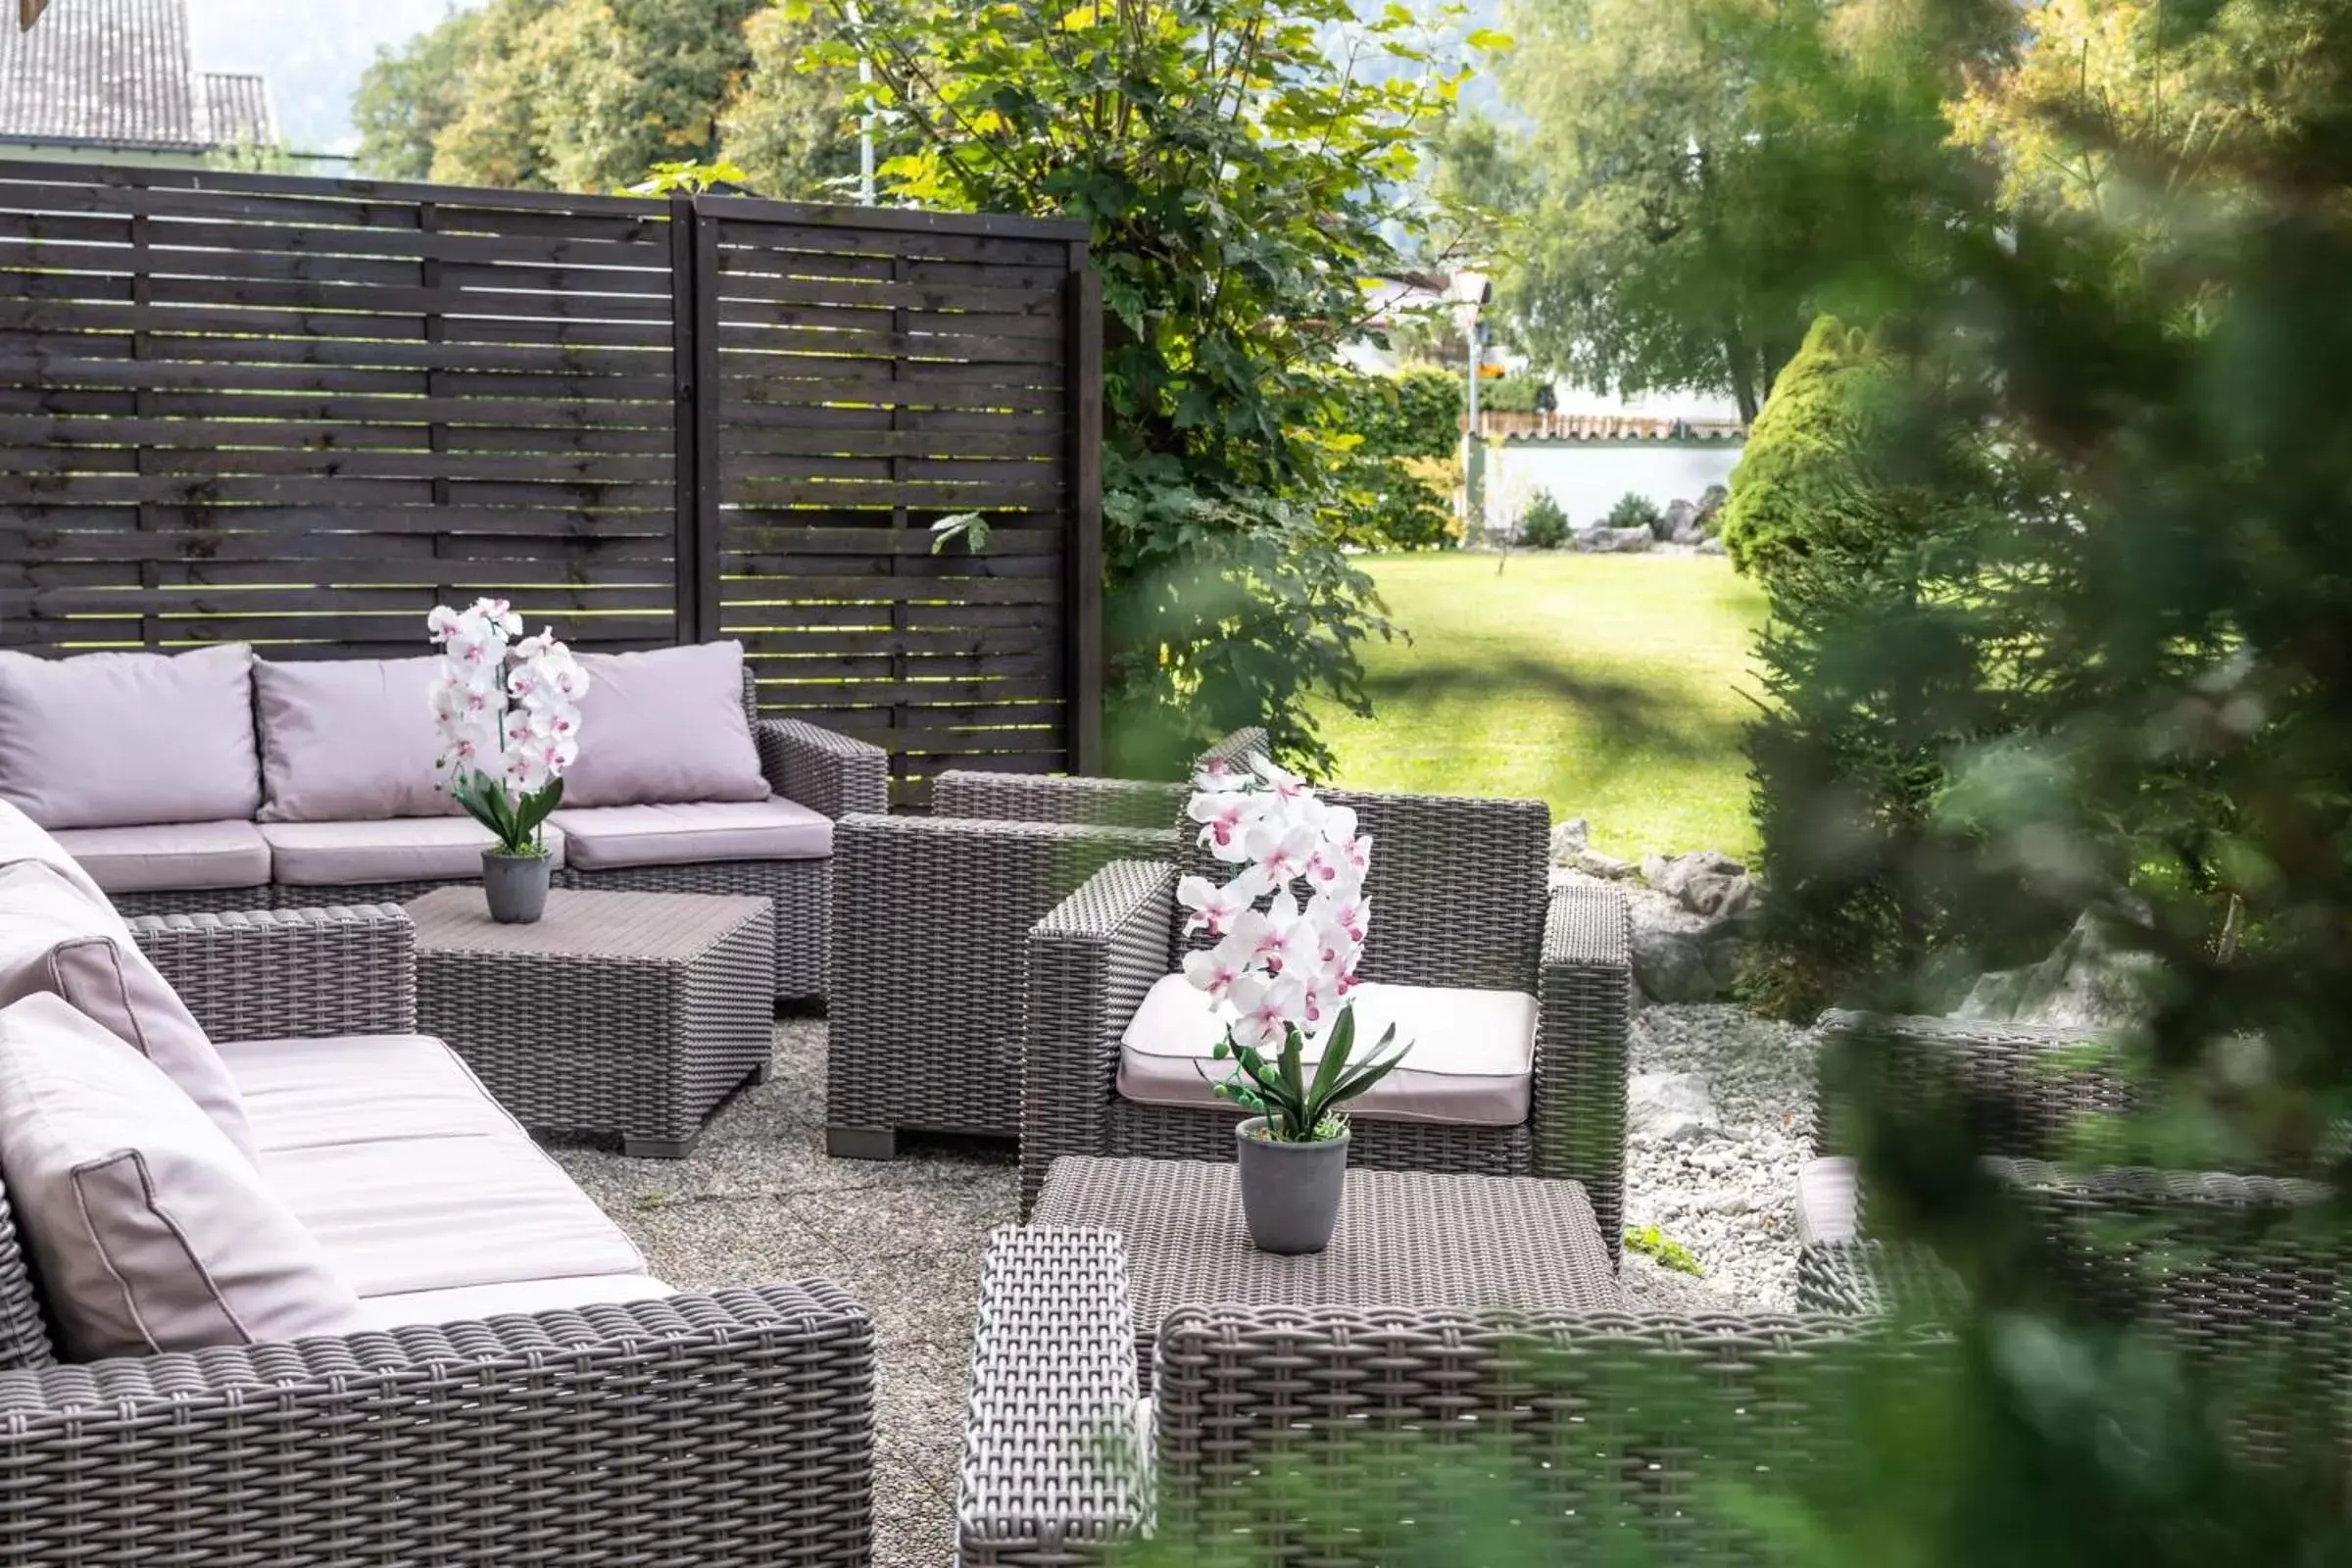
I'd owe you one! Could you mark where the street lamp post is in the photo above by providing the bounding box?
[1451,270,1493,546]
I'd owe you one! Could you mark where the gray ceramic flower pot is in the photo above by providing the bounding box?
[1234,1116,1349,1255]
[480,849,552,924]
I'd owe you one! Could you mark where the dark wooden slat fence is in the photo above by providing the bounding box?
[0,160,1101,806]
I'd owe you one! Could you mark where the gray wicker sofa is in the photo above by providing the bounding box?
[0,889,875,1565]
[1794,1011,2348,1385]
[17,648,885,1003]
[1014,788,1636,1249]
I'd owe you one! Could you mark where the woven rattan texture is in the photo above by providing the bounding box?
[109,883,278,918]
[1811,1009,2142,1159]
[559,856,824,1000]
[1032,1157,1619,1365]
[956,1218,1908,1568]
[958,1226,1146,1567]
[828,813,1175,1146]
[0,1280,876,1566]
[1018,855,1634,1261]
[409,887,775,1152]
[131,906,417,1043]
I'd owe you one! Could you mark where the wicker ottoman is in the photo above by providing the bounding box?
[1031,1155,1622,1367]
[407,886,775,1157]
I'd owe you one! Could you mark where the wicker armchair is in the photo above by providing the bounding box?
[0,905,878,1568]
[1015,789,1635,1251]
[824,731,1266,1157]
[956,1225,1908,1567]
[1796,1012,2348,1389]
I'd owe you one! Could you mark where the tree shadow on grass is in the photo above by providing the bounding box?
[1362,651,1746,763]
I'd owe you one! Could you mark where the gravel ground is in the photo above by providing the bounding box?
[1617,1003,1816,1310]
[546,1002,1814,1566]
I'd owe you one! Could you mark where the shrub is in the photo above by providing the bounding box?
[1477,372,1547,413]
[1604,492,1663,536]
[1517,491,1570,548]
[1731,318,2062,1016]
[1327,368,1464,550]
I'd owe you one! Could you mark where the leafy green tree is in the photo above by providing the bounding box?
[352,0,860,198]
[1472,0,1983,419]
[352,6,486,182]
[810,0,1468,774]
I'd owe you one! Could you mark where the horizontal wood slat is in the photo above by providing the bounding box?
[0,160,1097,798]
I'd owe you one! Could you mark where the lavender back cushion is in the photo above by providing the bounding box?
[0,993,365,1360]
[560,642,769,808]
[255,657,460,821]
[0,646,262,830]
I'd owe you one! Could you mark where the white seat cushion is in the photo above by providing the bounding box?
[550,797,832,868]
[0,994,364,1359]
[260,817,566,886]
[218,1031,646,1298]
[1796,1155,1859,1248]
[359,1272,674,1332]
[1116,975,1536,1128]
[54,820,272,895]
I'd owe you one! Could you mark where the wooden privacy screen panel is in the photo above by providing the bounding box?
[0,164,681,654]
[700,202,1095,807]
[0,160,1100,802]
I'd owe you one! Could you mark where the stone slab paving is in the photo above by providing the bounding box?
[546,1016,1015,1568]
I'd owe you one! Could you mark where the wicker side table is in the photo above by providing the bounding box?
[407,886,774,1157]
[1031,1155,1621,1366]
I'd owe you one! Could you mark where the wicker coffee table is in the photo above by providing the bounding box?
[1030,1155,1621,1364]
[407,886,775,1157]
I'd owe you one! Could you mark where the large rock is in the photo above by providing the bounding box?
[1641,850,1755,920]
[1695,535,1728,556]
[1630,1071,1722,1144]
[1694,483,1730,532]
[1662,499,1702,543]
[1632,924,1722,1004]
[1548,816,1638,880]
[1575,524,1655,554]
[1953,910,2158,1028]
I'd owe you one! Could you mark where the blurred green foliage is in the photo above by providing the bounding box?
[1516,490,1570,549]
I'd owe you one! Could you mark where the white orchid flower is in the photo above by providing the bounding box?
[1188,789,1262,861]
[1241,818,1319,888]
[1192,756,1249,794]
[1181,942,1247,1003]
[1226,973,1306,1054]
[1176,873,1253,938]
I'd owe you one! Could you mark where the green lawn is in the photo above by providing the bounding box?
[1312,553,1769,860]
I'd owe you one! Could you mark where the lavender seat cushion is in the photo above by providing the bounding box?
[0,800,112,906]
[550,798,832,868]
[255,656,461,822]
[0,646,262,830]
[0,993,365,1360]
[52,821,272,895]
[259,817,566,886]
[561,642,768,808]
[218,1030,648,1298]
[0,859,259,1162]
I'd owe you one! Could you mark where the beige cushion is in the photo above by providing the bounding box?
[550,798,832,868]
[0,800,112,906]
[562,642,768,808]
[359,1272,675,1332]
[255,656,461,822]
[53,820,271,895]
[1796,1156,1859,1249]
[0,860,259,1161]
[1116,975,1536,1128]
[260,817,566,886]
[0,645,261,830]
[0,993,365,1360]
[219,1030,647,1297]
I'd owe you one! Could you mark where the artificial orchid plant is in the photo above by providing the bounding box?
[426,598,590,858]
[1177,757,1407,1143]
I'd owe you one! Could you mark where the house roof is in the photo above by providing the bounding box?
[0,0,275,150]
